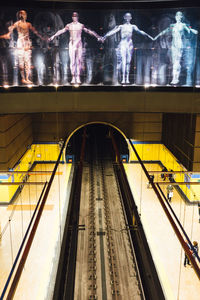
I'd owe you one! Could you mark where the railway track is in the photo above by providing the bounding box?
[53,127,165,300]
[74,136,144,300]
[1,126,165,299]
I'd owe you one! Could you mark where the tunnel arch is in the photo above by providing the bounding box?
[64,121,130,162]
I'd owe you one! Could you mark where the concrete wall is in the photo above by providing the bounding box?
[130,113,162,141]
[32,112,163,142]
[1,112,199,172]
[0,114,33,170]
[162,113,196,171]
[0,112,162,170]
[1,112,199,171]
[1,91,200,114]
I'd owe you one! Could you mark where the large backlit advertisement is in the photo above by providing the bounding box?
[0,3,200,87]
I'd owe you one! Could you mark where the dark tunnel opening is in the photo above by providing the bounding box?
[65,124,129,163]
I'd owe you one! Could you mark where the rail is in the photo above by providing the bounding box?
[111,132,165,300]
[1,136,67,300]
[53,128,86,300]
[129,139,200,280]
[156,184,200,263]
[0,182,47,300]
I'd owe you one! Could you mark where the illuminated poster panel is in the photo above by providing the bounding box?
[0,5,199,87]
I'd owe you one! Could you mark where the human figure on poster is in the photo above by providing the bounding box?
[48,12,101,84]
[153,11,198,85]
[101,12,153,84]
[33,11,65,85]
[0,10,46,85]
[0,12,11,85]
[103,13,118,84]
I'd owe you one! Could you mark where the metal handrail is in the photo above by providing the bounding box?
[111,131,165,299]
[53,128,86,300]
[0,182,47,300]
[129,139,200,280]
[1,138,67,300]
[156,184,200,263]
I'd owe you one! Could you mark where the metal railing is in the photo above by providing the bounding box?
[129,139,200,280]
[0,138,67,300]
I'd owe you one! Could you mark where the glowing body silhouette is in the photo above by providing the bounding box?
[0,10,45,84]
[102,13,153,84]
[154,11,198,85]
[49,12,100,84]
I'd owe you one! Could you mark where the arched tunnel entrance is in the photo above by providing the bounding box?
[65,123,129,163]
[54,122,165,300]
